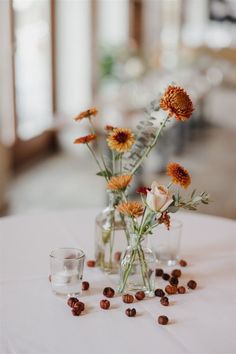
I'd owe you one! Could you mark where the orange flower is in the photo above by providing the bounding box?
[74,134,96,144]
[117,201,144,218]
[167,162,191,189]
[107,128,135,153]
[160,85,194,121]
[107,175,132,191]
[74,107,98,121]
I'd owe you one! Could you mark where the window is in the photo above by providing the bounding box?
[13,0,53,140]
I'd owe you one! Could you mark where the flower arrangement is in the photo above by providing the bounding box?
[117,162,210,294]
[73,85,209,276]
[73,85,194,183]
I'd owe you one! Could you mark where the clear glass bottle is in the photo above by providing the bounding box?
[118,233,156,297]
[95,191,129,274]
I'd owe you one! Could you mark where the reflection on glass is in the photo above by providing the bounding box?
[13,0,52,140]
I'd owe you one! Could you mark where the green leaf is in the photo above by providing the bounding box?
[96,170,112,178]
[115,153,123,161]
[202,200,209,205]
[168,206,179,213]
[191,189,197,199]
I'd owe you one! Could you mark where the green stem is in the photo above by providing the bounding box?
[118,247,137,293]
[138,206,146,234]
[137,247,148,289]
[119,212,130,244]
[120,154,123,174]
[144,221,160,235]
[88,118,110,179]
[108,212,115,270]
[139,245,152,291]
[86,143,107,180]
[131,114,169,175]
[112,151,116,175]
[88,117,96,133]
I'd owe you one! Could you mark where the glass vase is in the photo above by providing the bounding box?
[150,219,182,266]
[118,234,156,297]
[95,191,129,274]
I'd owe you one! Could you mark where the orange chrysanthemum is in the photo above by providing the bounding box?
[74,107,98,121]
[167,162,191,189]
[160,85,194,121]
[107,128,135,153]
[107,175,132,191]
[117,201,144,218]
[74,134,96,144]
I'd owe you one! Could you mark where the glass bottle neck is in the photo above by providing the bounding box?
[130,233,147,249]
[107,190,124,209]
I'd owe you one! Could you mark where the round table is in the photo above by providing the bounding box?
[0,209,235,354]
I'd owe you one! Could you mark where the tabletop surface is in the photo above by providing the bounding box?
[0,209,236,354]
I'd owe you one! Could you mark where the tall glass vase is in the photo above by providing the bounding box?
[118,234,156,297]
[95,191,129,274]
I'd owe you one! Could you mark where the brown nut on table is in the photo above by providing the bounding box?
[103,287,115,298]
[171,269,182,278]
[177,286,186,294]
[71,307,82,316]
[100,299,110,310]
[125,308,136,317]
[179,259,187,267]
[67,297,79,308]
[169,277,179,286]
[122,294,134,304]
[154,288,165,297]
[165,285,177,295]
[162,273,170,281]
[87,260,96,267]
[187,280,197,289]
[71,301,84,316]
[82,281,90,291]
[158,315,169,325]
[135,291,145,301]
[114,251,122,262]
[155,268,164,277]
[73,301,85,312]
[160,296,169,306]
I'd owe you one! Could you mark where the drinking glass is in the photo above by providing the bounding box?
[150,220,182,266]
[50,248,85,297]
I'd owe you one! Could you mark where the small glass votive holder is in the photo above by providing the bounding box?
[50,248,85,297]
[149,220,182,266]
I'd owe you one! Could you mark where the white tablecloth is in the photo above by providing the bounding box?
[0,209,236,354]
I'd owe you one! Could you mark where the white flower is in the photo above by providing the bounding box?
[146,181,173,212]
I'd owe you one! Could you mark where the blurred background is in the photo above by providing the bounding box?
[0,0,236,219]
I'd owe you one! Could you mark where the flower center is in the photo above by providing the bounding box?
[177,167,188,178]
[171,93,190,111]
[115,132,128,143]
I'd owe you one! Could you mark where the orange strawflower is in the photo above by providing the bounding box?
[74,107,98,121]
[107,128,135,153]
[167,162,191,189]
[117,201,144,218]
[74,134,96,144]
[107,175,132,191]
[160,85,194,121]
